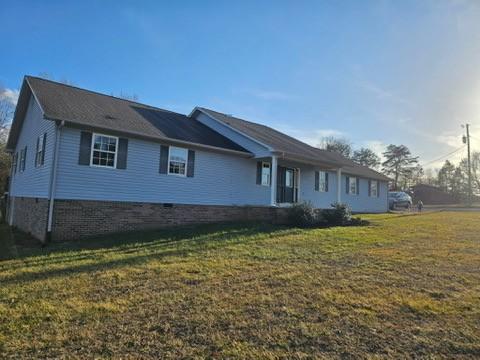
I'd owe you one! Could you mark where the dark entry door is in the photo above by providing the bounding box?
[277,166,295,203]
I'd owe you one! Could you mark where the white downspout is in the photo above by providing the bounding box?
[47,120,64,237]
[336,168,342,204]
[271,155,277,206]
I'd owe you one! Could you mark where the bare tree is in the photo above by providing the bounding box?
[0,86,15,196]
[319,136,352,158]
[111,91,139,101]
[38,72,75,86]
[0,86,15,142]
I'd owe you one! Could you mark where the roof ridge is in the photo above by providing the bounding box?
[25,75,189,118]
[200,107,340,154]
[199,107,274,128]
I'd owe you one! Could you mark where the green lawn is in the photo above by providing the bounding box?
[0,212,479,358]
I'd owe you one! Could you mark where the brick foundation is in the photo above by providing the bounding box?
[51,200,289,241]
[8,196,49,242]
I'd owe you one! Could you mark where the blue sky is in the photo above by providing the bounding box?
[1,0,480,169]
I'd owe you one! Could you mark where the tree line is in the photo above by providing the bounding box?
[321,136,478,200]
[321,137,421,190]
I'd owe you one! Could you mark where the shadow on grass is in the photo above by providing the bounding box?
[0,222,299,284]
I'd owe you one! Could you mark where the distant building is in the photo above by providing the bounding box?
[410,184,458,205]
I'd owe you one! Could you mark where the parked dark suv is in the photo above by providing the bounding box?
[388,191,412,210]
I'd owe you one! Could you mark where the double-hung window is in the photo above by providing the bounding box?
[370,180,378,197]
[91,133,118,168]
[261,162,271,186]
[168,146,188,176]
[318,171,328,192]
[349,176,358,195]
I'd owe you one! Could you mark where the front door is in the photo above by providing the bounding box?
[277,166,297,203]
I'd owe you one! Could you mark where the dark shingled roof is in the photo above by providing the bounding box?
[7,76,249,154]
[339,158,391,182]
[196,108,390,181]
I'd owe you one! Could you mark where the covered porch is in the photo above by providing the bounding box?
[257,154,344,207]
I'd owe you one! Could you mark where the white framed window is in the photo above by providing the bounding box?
[35,135,45,167]
[349,176,358,195]
[261,162,271,186]
[90,133,118,168]
[318,171,328,192]
[370,180,378,197]
[168,146,188,176]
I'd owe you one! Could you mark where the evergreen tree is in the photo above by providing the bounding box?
[382,144,419,190]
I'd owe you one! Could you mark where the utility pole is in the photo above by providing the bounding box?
[463,124,472,206]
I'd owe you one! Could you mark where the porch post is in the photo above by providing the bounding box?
[271,155,277,206]
[336,168,342,203]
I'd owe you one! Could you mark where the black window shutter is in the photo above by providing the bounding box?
[356,178,360,195]
[116,138,128,169]
[79,131,92,165]
[377,181,380,197]
[24,146,27,171]
[35,137,39,167]
[314,171,319,191]
[159,145,169,174]
[256,161,262,185]
[368,180,371,196]
[41,133,47,165]
[346,176,350,194]
[187,150,195,177]
[325,172,329,192]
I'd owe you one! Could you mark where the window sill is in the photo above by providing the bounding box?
[89,164,117,169]
[167,172,187,178]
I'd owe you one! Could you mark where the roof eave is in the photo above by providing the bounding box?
[341,169,391,182]
[270,151,343,168]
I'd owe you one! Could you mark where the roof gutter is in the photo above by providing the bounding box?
[270,151,348,169]
[46,119,64,242]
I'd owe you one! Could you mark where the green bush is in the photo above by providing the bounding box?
[287,201,318,227]
[322,203,352,226]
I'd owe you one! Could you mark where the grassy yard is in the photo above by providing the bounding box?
[0,212,479,358]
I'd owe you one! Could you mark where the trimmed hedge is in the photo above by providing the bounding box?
[287,201,366,228]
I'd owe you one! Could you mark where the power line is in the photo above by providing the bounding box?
[469,134,480,142]
[421,145,466,167]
